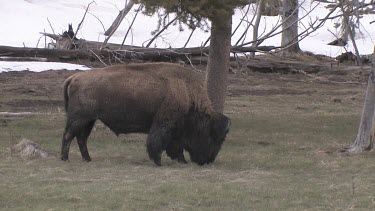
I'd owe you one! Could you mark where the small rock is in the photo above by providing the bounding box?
[9,138,56,159]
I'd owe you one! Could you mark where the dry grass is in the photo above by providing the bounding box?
[1,70,375,210]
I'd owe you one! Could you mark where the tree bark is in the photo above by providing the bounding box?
[344,47,375,153]
[206,13,232,113]
[281,0,300,54]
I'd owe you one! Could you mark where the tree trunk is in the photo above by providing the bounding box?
[206,13,232,113]
[281,0,300,54]
[339,10,349,44]
[250,0,265,57]
[345,47,375,153]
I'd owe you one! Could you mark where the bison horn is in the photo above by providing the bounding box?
[225,116,231,133]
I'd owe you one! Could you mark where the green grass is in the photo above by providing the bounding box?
[1,83,375,210]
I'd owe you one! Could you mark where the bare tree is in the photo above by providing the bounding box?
[236,0,324,52]
[326,0,375,62]
[281,0,300,54]
[344,47,375,153]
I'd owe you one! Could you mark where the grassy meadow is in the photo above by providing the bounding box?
[1,70,375,210]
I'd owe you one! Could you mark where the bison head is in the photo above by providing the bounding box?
[184,112,230,165]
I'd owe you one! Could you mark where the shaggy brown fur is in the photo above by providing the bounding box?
[61,62,230,166]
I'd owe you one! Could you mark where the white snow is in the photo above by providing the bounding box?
[0,0,374,72]
[0,61,89,72]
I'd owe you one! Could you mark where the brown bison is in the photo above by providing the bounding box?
[61,63,230,166]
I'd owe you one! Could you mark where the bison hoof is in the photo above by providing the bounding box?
[61,156,69,161]
[177,157,188,164]
[153,159,162,166]
[82,157,92,162]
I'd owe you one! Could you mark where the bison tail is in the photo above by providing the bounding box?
[63,76,74,112]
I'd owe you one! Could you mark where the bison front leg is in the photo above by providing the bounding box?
[166,141,187,164]
[146,124,173,166]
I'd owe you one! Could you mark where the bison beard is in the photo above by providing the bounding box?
[61,63,230,166]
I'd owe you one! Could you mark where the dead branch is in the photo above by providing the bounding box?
[104,0,135,36]
[88,12,106,32]
[238,0,319,48]
[324,2,375,20]
[120,4,143,49]
[145,16,179,48]
[89,49,108,66]
[71,1,95,48]
[183,28,196,48]
[41,33,60,40]
[242,0,340,54]
[232,3,252,38]
[102,0,135,48]
[203,36,210,47]
[47,18,56,35]
[234,3,257,46]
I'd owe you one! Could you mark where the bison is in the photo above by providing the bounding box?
[61,62,230,166]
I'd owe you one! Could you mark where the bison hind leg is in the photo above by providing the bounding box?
[61,117,95,162]
[76,120,96,162]
[61,130,75,161]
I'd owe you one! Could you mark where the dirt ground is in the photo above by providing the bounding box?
[0,57,370,113]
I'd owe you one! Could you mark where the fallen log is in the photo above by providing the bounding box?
[0,45,332,74]
[0,56,48,62]
[0,45,94,62]
[0,45,202,63]
[42,32,276,52]
[243,58,329,74]
[226,54,336,74]
[0,44,276,63]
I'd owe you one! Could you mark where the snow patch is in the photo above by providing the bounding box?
[0,61,90,72]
